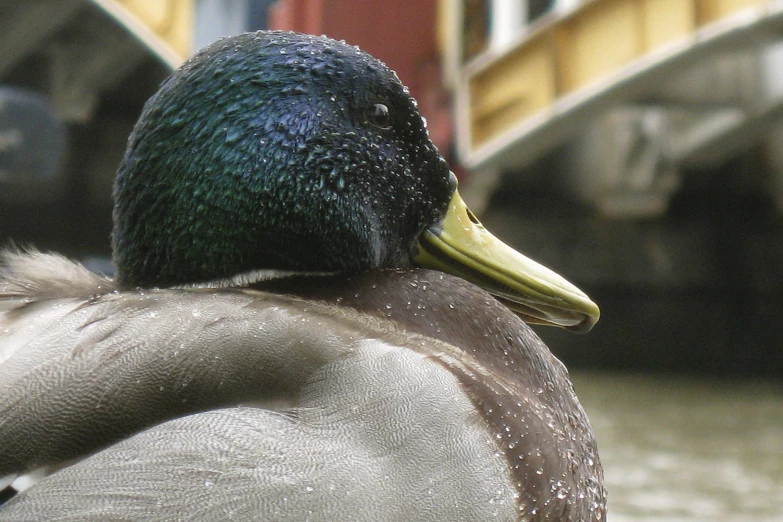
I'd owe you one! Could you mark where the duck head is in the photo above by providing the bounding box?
[112,31,599,332]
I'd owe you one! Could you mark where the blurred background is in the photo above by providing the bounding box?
[0,0,781,519]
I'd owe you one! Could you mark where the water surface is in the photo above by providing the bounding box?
[573,373,783,521]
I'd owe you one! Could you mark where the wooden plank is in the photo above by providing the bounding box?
[90,0,186,68]
[469,33,556,147]
[555,0,644,94]
[641,0,696,51]
[113,0,194,58]
[696,0,769,25]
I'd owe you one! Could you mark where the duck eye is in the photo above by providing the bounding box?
[366,103,391,129]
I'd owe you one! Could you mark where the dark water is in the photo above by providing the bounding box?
[573,373,783,521]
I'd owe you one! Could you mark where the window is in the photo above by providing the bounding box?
[461,0,563,63]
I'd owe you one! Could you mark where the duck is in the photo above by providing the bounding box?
[0,31,605,521]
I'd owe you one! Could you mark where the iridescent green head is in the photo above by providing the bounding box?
[113,31,452,288]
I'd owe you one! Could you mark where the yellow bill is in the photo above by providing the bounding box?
[414,186,600,333]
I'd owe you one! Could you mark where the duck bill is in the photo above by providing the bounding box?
[413,189,600,333]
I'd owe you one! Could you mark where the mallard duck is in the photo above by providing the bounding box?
[0,31,605,521]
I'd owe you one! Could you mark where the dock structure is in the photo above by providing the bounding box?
[444,0,783,217]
